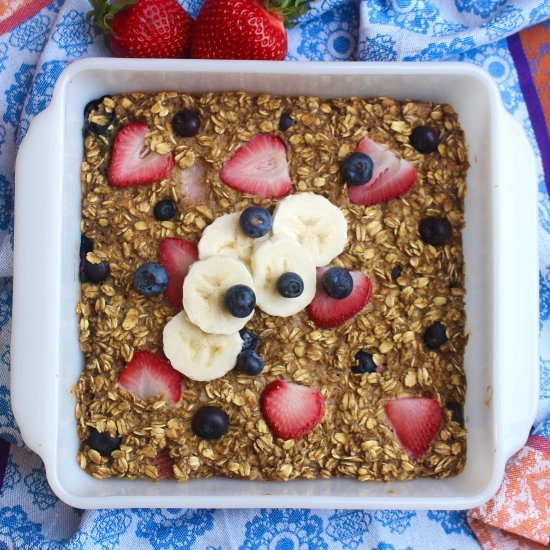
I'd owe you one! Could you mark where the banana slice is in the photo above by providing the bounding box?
[251,236,316,317]
[198,212,267,266]
[272,192,348,266]
[183,256,255,334]
[163,311,242,381]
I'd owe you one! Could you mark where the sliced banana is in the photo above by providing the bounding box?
[183,255,255,334]
[251,236,316,317]
[272,192,348,266]
[163,311,242,381]
[198,211,267,266]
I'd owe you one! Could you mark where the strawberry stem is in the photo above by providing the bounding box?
[264,0,311,28]
[86,0,137,35]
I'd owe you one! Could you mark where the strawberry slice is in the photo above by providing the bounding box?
[152,450,175,479]
[260,380,326,440]
[159,237,198,309]
[347,137,416,206]
[108,122,174,187]
[174,159,207,204]
[220,134,292,199]
[385,397,443,459]
[307,267,372,329]
[118,350,182,404]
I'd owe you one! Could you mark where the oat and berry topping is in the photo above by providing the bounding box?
[133,263,169,297]
[419,217,452,247]
[307,267,372,329]
[192,406,230,440]
[384,398,443,459]
[87,427,121,458]
[220,134,292,199]
[236,350,265,376]
[344,136,417,206]
[351,350,377,375]
[118,350,183,404]
[153,198,178,221]
[158,237,198,308]
[260,380,326,441]
[410,125,440,154]
[77,91,468,482]
[239,206,272,239]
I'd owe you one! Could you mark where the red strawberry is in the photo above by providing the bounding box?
[108,123,174,187]
[347,137,416,206]
[261,380,325,440]
[220,134,292,199]
[385,397,443,459]
[118,350,183,404]
[174,160,207,204]
[191,0,310,61]
[152,450,175,478]
[88,0,193,59]
[307,267,372,329]
[159,237,198,308]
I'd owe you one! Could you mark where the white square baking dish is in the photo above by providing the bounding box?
[11,59,538,510]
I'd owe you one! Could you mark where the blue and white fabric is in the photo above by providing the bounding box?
[0,0,548,548]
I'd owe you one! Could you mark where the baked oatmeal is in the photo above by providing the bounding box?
[76,91,468,482]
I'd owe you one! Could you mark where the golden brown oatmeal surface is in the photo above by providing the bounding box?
[77,91,468,482]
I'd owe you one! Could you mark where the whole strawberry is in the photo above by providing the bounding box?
[191,0,310,60]
[88,0,193,58]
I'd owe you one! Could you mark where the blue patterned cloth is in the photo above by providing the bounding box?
[0,0,549,548]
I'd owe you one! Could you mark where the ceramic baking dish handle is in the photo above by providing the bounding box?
[11,100,64,458]
[497,109,539,461]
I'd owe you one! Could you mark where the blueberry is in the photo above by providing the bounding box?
[80,234,94,258]
[84,259,110,284]
[237,350,265,376]
[341,152,374,186]
[86,123,112,139]
[410,125,439,154]
[276,272,304,298]
[419,217,451,246]
[133,262,168,296]
[83,95,111,119]
[239,206,272,238]
[391,265,402,281]
[279,111,295,132]
[423,321,448,350]
[239,328,259,351]
[154,199,177,221]
[351,350,377,374]
[79,234,94,282]
[224,285,256,318]
[172,109,201,137]
[322,267,353,299]
[88,427,121,457]
[84,98,102,120]
[447,401,464,426]
[192,406,229,440]
[87,117,114,137]
[83,96,114,137]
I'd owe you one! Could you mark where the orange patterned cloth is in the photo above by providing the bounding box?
[0,0,52,35]
[519,24,550,137]
[0,0,28,20]
[469,24,550,549]
[468,435,550,549]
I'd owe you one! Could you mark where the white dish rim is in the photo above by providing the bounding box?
[11,59,539,509]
